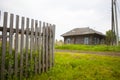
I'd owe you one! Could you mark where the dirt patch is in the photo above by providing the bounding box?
[55,49,120,57]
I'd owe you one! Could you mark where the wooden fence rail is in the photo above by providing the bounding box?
[0,11,55,80]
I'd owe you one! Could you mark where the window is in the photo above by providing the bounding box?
[94,37,97,44]
[94,37,99,44]
[66,38,71,44]
[84,37,89,44]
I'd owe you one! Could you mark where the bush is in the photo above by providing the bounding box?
[0,44,39,79]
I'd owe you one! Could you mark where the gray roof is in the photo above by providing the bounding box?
[61,27,105,37]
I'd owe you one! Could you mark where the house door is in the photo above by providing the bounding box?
[84,37,89,44]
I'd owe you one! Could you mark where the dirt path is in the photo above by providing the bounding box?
[55,49,120,57]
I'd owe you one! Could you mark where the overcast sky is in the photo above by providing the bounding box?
[0,0,120,40]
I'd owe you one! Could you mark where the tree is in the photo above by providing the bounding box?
[105,30,116,45]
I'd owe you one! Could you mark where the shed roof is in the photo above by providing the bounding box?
[61,27,105,37]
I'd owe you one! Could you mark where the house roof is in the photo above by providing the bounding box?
[61,27,105,37]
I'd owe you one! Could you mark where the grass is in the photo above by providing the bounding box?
[55,44,120,52]
[31,52,120,80]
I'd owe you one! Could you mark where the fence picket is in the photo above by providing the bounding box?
[35,20,38,73]
[42,22,45,72]
[14,15,19,77]
[30,19,34,61]
[1,12,8,80]
[45,23,48,71]
[38,21,41,74]
[25,18,29,77]
[8,14,14,79]
[49,24,52,68]
[48,25,50,69]
[52,25,55,66]
[20,17,25,80]
[30,19,34,75]
[35,20,38,50]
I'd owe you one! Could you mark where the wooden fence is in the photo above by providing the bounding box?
[0,11,55,80]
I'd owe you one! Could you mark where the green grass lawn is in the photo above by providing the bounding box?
[55,44,120,52]
[31,52,120,80]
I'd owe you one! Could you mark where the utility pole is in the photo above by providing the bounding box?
[114,0,119,45]
[112,0,115,45]
[111,0,119,46]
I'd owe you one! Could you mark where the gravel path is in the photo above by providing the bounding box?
[55,49,120,57]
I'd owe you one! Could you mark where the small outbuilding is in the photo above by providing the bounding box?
[61,27,106,45]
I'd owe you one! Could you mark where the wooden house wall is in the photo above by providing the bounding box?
[64,34,105,45]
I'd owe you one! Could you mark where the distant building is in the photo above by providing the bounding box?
[61,27,106,45]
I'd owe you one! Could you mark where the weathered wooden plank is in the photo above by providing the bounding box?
[35,20,38,73]
[48,25,50,69]
[35,20,38,74]
[35,20,38,50]
[25,18,29,77]
[45,23,48,71]
[30,19,34,61]
[20,17,25,80]
[1,12,8,80]
[52,25,55,66]
[8,14,14,79]
[48,24,53,68]
[14,15,19,77]
[51,26,53,67]
[49,24,52,68]
[42,22,45,72]
[30,19,34,76]
[38,21,41,74]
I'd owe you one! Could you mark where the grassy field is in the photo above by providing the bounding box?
[55,44,120,52]
[31,52,120,80]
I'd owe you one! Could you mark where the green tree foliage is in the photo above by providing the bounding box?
[105,30,116,45]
